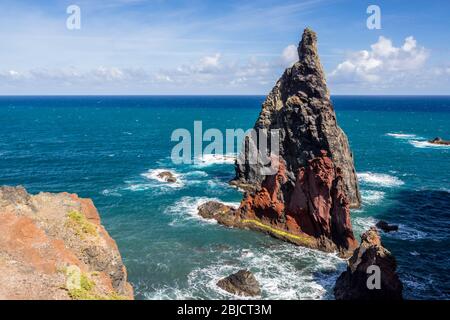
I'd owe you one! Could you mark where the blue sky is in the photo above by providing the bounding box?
[0,0,449,95]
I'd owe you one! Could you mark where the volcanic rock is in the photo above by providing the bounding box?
[217,270,261,297]
[205,28,359,256]
[376,220,399,232]
[428,137,450,145]
[0,186,134,300]
[334,227,403,300]
[157,171,177,183]
[231,27,361,209]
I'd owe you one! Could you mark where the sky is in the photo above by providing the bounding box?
[0,0,449,95]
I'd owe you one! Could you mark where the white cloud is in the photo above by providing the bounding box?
[281,44,298,67]
[330,36,429,85]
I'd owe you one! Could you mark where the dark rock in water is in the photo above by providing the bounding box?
[376,220,399,232]
[428,137,450,145]
[217,270,261,297]
[231,27,361,209]
[157,171,177,183]
[205,28,359,257]
[198,201,236,220]
[334,227,403,300]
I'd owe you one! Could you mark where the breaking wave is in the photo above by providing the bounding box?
[195,154,236,166]
[358,172,404,187]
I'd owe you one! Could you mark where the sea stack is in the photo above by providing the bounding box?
[0,186,134,300]
[231,27,360,209]
[201,28,360,256]
[334,227,403,300]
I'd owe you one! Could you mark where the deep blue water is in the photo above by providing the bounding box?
[0,96,449,300]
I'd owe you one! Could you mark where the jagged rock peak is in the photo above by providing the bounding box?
[298,28,319,63]
[232,27,361,209]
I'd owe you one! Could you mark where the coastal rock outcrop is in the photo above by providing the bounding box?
[157,171,177,183]
[0,186,134,300]
[217,270,261,297]
[231,27,361,209]
[202,28,359,256]
[334,227,403,300]
[428,137,450,146]
[376,220,399,233]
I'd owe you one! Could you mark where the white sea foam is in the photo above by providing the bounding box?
[352,216,377,234]
[100,188,122,197]
[186,245,345,300]
[360,190,385,205]
[386,133,419,139]
[386,224,428,241]
[409,140,450,149]
[358,172,404,187]
[195,153,236,166]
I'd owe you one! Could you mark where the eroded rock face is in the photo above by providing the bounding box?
[334,227,403,300]
[217,270,261,297]
[231,28,360,209]
[200,151,357,256]
[0,186,134,300]
[214,28,359,256]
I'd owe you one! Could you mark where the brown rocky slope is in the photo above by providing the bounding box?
[0,186,134,300]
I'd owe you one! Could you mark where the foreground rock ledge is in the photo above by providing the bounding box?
[334,227,403,300]
[0,186,134,300]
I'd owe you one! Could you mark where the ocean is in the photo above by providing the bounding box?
[0,95,449,300]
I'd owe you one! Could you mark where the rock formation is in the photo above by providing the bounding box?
[428,137,450,146]
[231,27,360,209]
[0,186,134,300]
[201,28,359,256]
[334,227,403,300]
[157,171,177,183]
[376,220,399,233]
[217,270,261,297]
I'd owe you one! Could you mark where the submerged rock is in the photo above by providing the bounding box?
[428,137,450,145]
[157,171,177,183]
[0,186,134,300]
[334,227,403,300]
[376,220,399,232]
[217,270,261,297]
[204,28,360,256]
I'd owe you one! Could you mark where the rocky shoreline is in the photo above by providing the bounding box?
[0,186,134,300]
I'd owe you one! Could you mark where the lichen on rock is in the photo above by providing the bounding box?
[0,185,134,300]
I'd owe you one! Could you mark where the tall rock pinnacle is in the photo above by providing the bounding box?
[232,27,361,208]
[201,28,362,255]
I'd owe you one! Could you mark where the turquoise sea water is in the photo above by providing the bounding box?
[0,96,449,300]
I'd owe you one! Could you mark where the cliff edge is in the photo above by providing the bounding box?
[0,186,134,300]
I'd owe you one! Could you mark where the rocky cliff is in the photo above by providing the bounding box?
[0,186,134,300]
[334,227,403,300]
[231,27,361,209]
[201,28,359,256]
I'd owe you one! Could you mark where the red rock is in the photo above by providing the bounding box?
[0,186,134,300]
